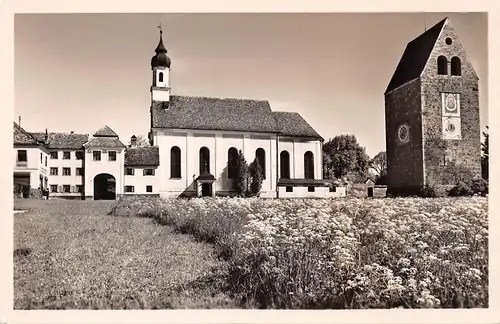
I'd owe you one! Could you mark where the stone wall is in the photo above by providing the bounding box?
[420,21,481,186]
[385,79,425,194]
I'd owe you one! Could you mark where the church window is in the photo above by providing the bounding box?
[199,147,210,174]
[437,56,448,75]
[170,146,181,178]
[451,57,461,76]
[255,148,266,179]
[280,150,290,179]
[227,147,238,179]
[304,151,314,179]
[159,72,164,83]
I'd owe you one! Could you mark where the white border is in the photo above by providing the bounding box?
[1,1,499,324]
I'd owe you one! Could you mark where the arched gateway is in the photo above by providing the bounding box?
[93,173,116,200]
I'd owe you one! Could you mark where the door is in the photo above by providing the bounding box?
[367,187,374,197]
[201,183,212,197]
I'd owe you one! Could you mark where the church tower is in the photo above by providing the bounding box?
[384,17,481,196]
[150,26,171,108]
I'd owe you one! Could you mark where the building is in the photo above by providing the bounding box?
[13,28,344,199]
[384,17,481,196]
[148,28,339,198]
[13,122,49,197]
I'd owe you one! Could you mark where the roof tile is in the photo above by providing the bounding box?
[124,146,160,166]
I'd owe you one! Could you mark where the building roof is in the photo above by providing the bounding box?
[13,122,40,145]
[84,136,126,149]
[152,95,278,134]
[30,132,89,149]
[124,146,160,166]
[151,95,322,139]
[277,178,333,187]
[93,125,119,137]
[273,111,323,140]
[385,17,447,94]
[196,169,216,181]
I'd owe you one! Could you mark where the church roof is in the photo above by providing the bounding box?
[13,122,39,145]
[273,112,323,139]
[84,136,126,149]
[385,17,447,94]
[30,132,89,149]
[151,95,279,134]
[93,125,119,137]
[151,95,323,140]
[124,146,160,166]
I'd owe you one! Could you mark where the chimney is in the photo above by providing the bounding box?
[45,129,48,142]
[130,135,137,148]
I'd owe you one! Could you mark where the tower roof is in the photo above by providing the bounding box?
[385,17,448,94]
[151,28,171,69]
[93,125,119,137]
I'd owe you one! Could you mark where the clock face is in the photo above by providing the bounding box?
[397,124,410,144]
[442,117,461,140]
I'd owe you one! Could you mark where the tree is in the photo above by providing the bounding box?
[249,158,263,196]
[481,126,488,180]
[129,135,151,147]
[370,151,387,177]
[323,134,370,179]
[233,150,250,197]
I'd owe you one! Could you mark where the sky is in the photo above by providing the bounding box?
[14,12,488,158]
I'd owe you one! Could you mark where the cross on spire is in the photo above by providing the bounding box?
[157,22,163,33]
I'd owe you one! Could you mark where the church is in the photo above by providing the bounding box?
[13,28,343,200]
[385,17,482,196]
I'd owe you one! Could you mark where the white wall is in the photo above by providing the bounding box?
[14,145,49,189]
[152,129,323,198]
[48,149,84,196]
[278,186,346,198]
[84,148,125,198]
[123,166,159,195]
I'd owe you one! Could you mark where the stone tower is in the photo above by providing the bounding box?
[384,17,481,196]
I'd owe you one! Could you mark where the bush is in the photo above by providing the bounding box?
[471,178,488,196]
[420,185,437,198]
[448,181,473,197]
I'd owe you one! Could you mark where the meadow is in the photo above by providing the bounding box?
[14,195,488,309]
[111,195,489,309]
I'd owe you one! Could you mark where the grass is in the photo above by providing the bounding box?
[13,198,236,309]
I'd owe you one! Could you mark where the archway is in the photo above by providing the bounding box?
[93,173,116,200]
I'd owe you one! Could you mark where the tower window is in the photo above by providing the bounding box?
[445,37,452,45]
[158,72,164,83]
[451,57,461,76]
[437,56,448,75]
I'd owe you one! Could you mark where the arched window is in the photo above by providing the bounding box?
[170,146,181,178]
[158,72,164,83]
[451,57,461,76]
[437,56,448,75]
[199,147,210,174]
[227,147,238,179]
[304,151,314,179]
[255,148,266,179]
[280,150,290,179]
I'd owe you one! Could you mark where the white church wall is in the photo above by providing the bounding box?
[279,138,322,180]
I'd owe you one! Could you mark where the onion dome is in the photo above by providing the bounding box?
[151,29,171,69]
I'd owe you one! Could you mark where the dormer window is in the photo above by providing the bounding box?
[437,56,448,75]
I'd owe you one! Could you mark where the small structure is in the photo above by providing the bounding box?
[365,178,375,197]
[277,178,346,198]
[196,167,216,197]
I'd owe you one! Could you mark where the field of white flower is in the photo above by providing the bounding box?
[112,196,488,309]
